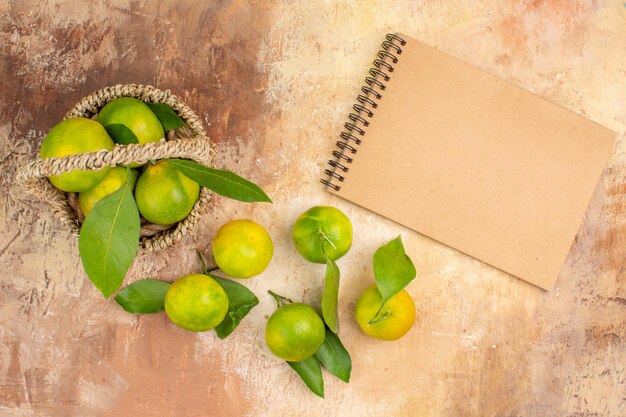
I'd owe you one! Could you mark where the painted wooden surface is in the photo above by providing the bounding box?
[1,1,625,416]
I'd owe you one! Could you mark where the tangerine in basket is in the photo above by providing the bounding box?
[40,117,114,192]
[134,160,200,225]
[97,97,164,145]
[78,166,139,217]
[354,285,415,341]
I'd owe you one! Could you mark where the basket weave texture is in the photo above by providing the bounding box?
[17,84,216,254]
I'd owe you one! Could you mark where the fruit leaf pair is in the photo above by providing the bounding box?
[269,291,351,398]
[114,252,259,339]
[167,159,271,203]
[369,236,417,324]
[292,206,352,336]
[79,173,140,298]
[105,103,185,145]
[198,252,259,339]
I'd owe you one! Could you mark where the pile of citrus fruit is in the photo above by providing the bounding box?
[115,206,418,398]
[38,95,418,398]
[41,97,199,224]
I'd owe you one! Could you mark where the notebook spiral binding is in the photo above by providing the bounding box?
[321,33,407,191]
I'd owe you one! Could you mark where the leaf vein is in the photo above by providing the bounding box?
[101,180,129,279]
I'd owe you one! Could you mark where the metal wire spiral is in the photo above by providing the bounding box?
[321,33,406,191]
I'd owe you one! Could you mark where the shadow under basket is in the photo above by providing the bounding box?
[17,84,216,254]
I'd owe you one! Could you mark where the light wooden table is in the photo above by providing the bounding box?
[1,1,625,416]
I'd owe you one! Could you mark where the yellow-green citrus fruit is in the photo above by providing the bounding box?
[134,160,200,225]
[97,97,164,145]
[212,220,273,278]
[292,206,352,263]
[39,118,114,192]
[354,285,415,341]
[78,167,139,217]
[164,273,229,332]
[265,303,325,362]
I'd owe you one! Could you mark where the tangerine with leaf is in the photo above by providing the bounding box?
[134,160,200,225]
[164,273,229,332]
[354,285,415,340]
[354,236,417,341]
[97,97,164,145]
[265,292,325,362]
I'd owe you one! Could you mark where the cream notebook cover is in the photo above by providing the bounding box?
[323,33,615,290]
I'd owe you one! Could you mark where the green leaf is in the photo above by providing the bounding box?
[79,177,140,298]
[321,256,340,334]
[167,158,272,203]
[373,236,416,302]
[114,279,171,314]
[207,273,259,339]
[104,124,139,144]
[287,356,324,398]
[315,326,351,383]
[147,102,186,131]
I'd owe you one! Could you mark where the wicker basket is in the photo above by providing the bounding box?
[17,84,216,254]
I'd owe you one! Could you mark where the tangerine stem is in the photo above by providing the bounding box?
[367,300,390,326]
[195,249,207,271]
[196,249,219,274]
[268,290,293,308]
[317,230,337,251]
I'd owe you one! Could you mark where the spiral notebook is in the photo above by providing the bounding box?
[322,33,615,290]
